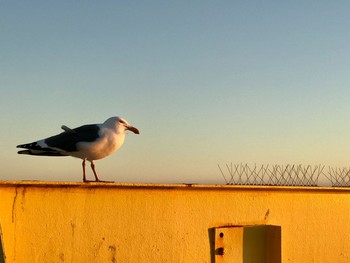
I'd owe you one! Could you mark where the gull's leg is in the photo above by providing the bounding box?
[89,160,114,183]
[90,160,101,182]
[82,159,87,182]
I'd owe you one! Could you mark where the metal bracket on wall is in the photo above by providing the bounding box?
[210,225,281,263]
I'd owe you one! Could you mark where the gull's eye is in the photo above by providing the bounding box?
[119,119,126,124]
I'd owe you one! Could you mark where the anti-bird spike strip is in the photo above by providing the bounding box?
[217,163,350,187]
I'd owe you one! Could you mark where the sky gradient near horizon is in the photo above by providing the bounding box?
[1,1,350,184]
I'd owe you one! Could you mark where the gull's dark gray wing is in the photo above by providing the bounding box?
[17,124,101,155]
[44,124,101,152]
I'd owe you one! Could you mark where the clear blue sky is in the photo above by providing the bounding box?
[1,1,350,183]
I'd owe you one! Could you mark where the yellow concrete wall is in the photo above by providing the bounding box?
[0,181,350,262]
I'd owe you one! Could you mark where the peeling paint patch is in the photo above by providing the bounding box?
[264,209,270,220]
[59,252,64,262]
[108,245,116,263]
[70,221,75,237]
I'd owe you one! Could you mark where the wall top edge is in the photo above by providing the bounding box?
[0,180,349,193]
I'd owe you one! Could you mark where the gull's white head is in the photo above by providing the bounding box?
[103,116,140,134]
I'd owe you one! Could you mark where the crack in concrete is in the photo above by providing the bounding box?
[11,188,18,223]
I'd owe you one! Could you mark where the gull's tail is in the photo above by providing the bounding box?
[17,142,66,157]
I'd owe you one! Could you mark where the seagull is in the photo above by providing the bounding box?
[17,116,140,182]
